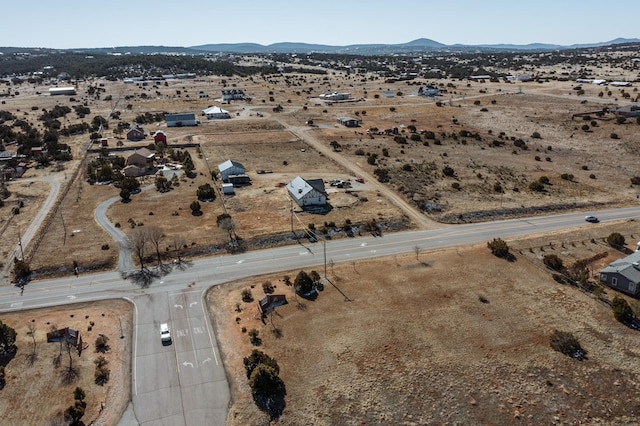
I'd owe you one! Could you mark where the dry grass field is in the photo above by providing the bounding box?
[209,220,640,426]
[0,300,132,425]
[3,69,639,276]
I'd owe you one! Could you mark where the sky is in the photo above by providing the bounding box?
[2,0,639,49]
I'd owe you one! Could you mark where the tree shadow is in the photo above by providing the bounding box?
[253,385,287,421]
[61,366,80,385]
[172,259,194,271]
[155,263,173,276]
[123,269,160,288]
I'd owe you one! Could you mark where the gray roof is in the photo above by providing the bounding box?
[601,250,640,283]
[286,176,326,200]
[218,159,245,172]
[164,113,196,121]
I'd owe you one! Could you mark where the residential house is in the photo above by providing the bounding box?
[221,89,244,102]
[418,86,440,97]
[202,106,231,120]
[126,148,155,173]
[600,251,640,297]
[218,159,245,182]
[165,113,198,127]
[286,176,327,207]
[49,87,76,96]
[126,125,146,141]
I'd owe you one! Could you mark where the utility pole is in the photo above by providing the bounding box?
[17,228,24,260]
[323,238,327,279]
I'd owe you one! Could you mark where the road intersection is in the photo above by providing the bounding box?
[1,205,640,425]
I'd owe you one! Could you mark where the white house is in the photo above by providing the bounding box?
[286,176,327,207]
[218,159,245,182]
[221,89,244,101]
[164,113,198,127]
[319,92,350,101]
[202,106,231,120]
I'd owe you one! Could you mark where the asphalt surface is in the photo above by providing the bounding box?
[2,205,640,425]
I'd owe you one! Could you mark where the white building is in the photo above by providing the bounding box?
[202,106,231,120]
[49,87,76,96]
[319,92,350,101]
[218,159,245,182]
[286,176,327,207]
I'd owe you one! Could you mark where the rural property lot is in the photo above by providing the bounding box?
[210,221,640,425]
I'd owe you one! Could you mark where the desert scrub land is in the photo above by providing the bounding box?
[2,57,640,276]
[210,221,640,425]
[0,300,132,425]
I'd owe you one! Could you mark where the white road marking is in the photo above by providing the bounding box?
[10,302,23,308]
[299,251,309,255]
[360,243,367,247]
[202,357,212,364]
[182,361,194,368]
[174,304,183,309]
[189,301,198,308]
[67,295,77,300]
[236,259,245,264]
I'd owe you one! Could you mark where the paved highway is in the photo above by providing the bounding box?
[1,205,639,425]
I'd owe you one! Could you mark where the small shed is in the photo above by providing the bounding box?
[258,294,288,315]
[222,183,235,195]
[153,131,167,144]
[337,117,360,128]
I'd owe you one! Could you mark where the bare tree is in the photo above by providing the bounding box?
[146,226,165,266]
[414,245,421,261]
[217,213,236,241]
[171,236,187,263]
[128,228,149,271]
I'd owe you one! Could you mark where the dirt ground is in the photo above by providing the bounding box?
[0,299,132,425]
[209,220,640,426]
[4,72,640,276]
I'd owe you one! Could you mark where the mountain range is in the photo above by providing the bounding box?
[189,37,640,55]
[2,38,639,56]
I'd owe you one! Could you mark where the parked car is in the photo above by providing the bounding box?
[585,215,599,223]
[355,177,365,183]
[160,323,171,344]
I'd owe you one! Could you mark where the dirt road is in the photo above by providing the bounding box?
[276,115,440,230]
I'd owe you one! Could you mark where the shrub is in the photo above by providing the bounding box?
[560,173,574,181]
[529,181,544,192]
[94,365,110,385]
[543,254,564,271]
[549,330,587,360]
[493,182,503,193]
[612,296,634,324]
[631,176,640,185]
[487,238,510,258]
[262,281,274,294]
[589,174,596,179]
[607,232,625,249]
[442,166,455,177]
[241,288,253,302]
[531,131,541,139]
[538,176,550,185]
[451,182,460,190]
[95,334,110,353]
[610,133,619,139]
[243,349,279,379]
[248,329,260,345]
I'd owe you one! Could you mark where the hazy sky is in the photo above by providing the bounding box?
[2,0,638,49]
